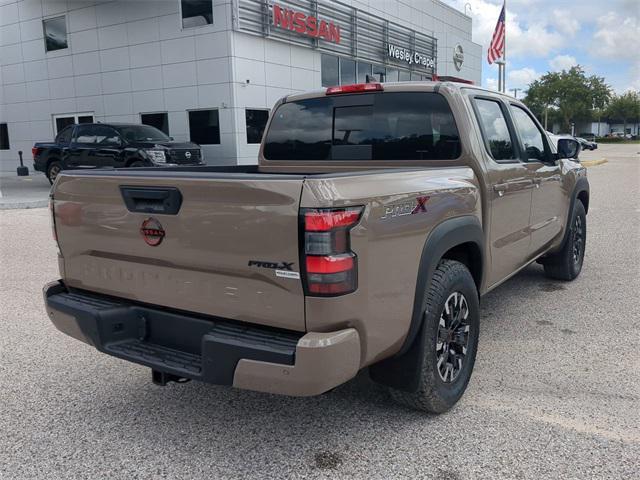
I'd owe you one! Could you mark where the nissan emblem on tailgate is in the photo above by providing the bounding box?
[140,217,165,246]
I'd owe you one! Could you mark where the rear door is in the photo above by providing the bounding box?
[91,125,124,168]
[471,96,534,286]
[67,124,96,168]
[52,172,306,332]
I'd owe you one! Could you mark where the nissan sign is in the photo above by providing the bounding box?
[272,3,341,44]
[453,45,464,71]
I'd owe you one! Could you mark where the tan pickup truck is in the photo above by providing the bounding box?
[44,82,589,413]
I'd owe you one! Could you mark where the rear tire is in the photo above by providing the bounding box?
[46,161,62,184]
[388,260,479,413]
[542,201,586,281]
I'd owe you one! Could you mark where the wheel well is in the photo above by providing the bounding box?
[577,190,589,213]
[441,242,483,291]
[46,157,60,169]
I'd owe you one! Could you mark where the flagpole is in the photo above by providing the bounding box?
[502,0,507,93]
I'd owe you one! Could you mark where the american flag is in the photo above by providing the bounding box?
[487,4,505,64]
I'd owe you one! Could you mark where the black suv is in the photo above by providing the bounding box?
[33,123,204,183]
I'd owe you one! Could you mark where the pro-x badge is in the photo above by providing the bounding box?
[140,217,165,246]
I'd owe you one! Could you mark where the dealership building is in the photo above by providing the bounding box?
[0,0,482,169]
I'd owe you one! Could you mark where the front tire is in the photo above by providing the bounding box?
[542,201,586,281]
[46,161,62,184]
[388,260,480,413]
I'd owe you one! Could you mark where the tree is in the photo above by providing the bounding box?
[523,66,611,132]
[605,91,640,135]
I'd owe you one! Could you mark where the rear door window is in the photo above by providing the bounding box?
[473,98,517,162]
[263,92,460,161]
[74,125,97,145]
[56,126,73,144]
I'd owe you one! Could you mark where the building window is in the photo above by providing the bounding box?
[339,58,356,85]
[372,64,386,82]
[0,124,9,150]
[385,68,399,82]
[43,16,68,52]
[53,113,94,135]
[141,113,169,135]
[399,70,411,81]
[181,1,213,28]
[321,54,339,87]
[188,109,220,145]
[245,109,269,144]
[357,62,372,83]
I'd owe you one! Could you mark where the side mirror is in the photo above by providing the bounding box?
[169,136,174,141]
[557,138,580,160]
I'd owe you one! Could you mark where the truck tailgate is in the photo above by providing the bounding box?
[52,172,306,332]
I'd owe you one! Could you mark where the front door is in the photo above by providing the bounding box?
[509,104,565,254]
[472,97,534,286]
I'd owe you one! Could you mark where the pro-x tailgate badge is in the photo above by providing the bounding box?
[140,217,165,246]
[248,260,301,279]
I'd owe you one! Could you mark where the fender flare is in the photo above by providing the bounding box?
[369,215,484,391]
[556,176,589,252]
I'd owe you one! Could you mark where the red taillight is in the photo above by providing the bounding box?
[32,147,40,159]
[305,209,362,231]
[326,83,383,95]
[306,255,354,274]
[301,207,363,297]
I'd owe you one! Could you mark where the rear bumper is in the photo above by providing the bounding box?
[43,281,360,396]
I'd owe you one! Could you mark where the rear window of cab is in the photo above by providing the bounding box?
[263,92,461,161]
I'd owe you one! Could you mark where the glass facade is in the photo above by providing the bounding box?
[323,54,420,86]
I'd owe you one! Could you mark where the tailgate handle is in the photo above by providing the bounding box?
[120,186,183,215]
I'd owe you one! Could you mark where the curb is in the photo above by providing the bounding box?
[0,200,49,210]
[581,158,608,167]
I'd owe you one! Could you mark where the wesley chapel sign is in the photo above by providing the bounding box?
[387,44,435,69]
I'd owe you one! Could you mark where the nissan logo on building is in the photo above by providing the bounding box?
[453,44,464,71]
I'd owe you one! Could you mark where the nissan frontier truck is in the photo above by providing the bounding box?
[43,81,588,413]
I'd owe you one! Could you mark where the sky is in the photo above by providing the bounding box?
[440,0,640,96]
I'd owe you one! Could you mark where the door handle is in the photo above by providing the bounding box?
[493,184,507,196]
[120,186,183,215]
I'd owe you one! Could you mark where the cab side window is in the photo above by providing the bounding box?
[510,105,547,162]
[473,98,517,162]
[74,125,97,145]
[93,125,121,147]
[56,126,73,144]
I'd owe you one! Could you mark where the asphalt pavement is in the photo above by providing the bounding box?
[0,171,51,210]
[0,144,638,479]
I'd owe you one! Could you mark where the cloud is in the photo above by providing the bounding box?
[507,67,540,89]
[485,77,499,91]
[592,12,638,61]
[549,55,577,72]
[551,10,579,37]
[591,12,640,93]
[441,0,565,59]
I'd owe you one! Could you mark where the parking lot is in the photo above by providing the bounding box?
[0,144,638,479]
